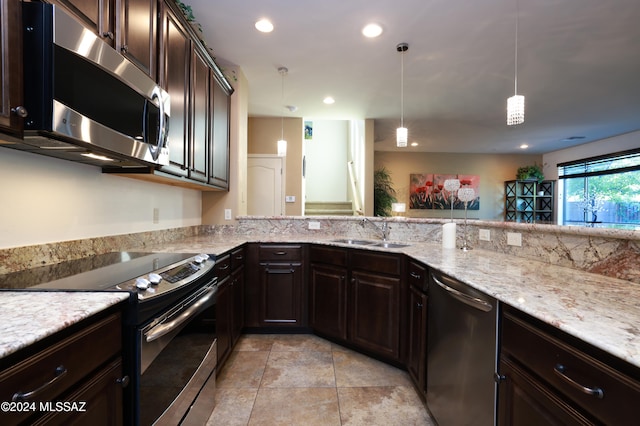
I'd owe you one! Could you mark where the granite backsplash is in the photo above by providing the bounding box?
[1,217,638,284]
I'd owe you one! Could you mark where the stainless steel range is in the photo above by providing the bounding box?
[0,251,219,425]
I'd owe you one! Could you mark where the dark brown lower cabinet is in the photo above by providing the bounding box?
[499,306,640,425]
[0,311,125,425]
[350,270,401,361]
[216,275,232,365]
[309,264,348,341]
[259,262,304,326]
[407,285,427,395]
[498,357,593,425]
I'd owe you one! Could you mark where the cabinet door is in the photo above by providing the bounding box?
[231,266,244,345]
[190,47,209,182]
[350,271,400,361]
[118,0,156,77]
[0,0,23,135]
[159,5,190,176]
[52,0,114,46]
[259,263,303,326]
[407,286,427,394]
[309,264,347,341]
[498,358,594,426]
[216,276,232,365]
[35,358,125,425]
[209,78,230,189]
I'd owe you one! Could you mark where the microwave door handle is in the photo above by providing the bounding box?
[149,87,167,161]
[157,89,168,151]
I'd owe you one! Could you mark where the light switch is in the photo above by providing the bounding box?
[224,209,232,220]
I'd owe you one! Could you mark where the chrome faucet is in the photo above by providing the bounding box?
[361,218,391,241]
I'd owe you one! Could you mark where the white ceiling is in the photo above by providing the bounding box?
[188,0,640,154]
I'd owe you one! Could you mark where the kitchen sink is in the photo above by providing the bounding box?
[331,239,376,245]
[372,242,410,248]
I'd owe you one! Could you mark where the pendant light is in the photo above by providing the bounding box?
[507,0,524,126]
[277,67,288,156]
[396,43,408,147]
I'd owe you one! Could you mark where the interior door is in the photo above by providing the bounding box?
[247,156,284,216]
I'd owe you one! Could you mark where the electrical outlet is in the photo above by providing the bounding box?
[285,195,296,203]
[224,209,232,220]
[153,208,159,224]
[479,229,490,241]
[507,232,522,246]
[308,221,321,230]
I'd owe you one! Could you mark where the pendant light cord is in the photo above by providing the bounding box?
[514,0,519,95]
[278,67,287,140]
[400,49,404,128]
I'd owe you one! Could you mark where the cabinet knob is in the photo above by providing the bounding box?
[416,302,422,308]
[102,31,114,40]
[494,372,506,383]
[116,375,130,388]
[11,106,28,118]
[121,45,129,53]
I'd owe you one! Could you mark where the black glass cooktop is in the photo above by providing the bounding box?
[0,252,197,291]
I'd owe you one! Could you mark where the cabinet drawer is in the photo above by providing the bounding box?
[407,261,428,292]
[258,244,302,261]
[350,250,401,276]
[502,311,640,425]
[214,254,232,279]
[0,313,121,424]
[310,245,347,267]
[231,246,245,270]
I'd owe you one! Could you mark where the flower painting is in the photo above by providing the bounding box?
[410,173,480,210]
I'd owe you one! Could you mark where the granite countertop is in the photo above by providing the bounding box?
[147,234,640,369]
[0,292,129,359]
[1,233,638,372]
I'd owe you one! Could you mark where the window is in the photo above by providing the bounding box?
[558,149,640,229]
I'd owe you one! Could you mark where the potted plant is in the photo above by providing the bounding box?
[516,164,544,183]
[374,167,397,217]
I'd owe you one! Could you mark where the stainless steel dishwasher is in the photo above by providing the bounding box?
[427,270,499,426]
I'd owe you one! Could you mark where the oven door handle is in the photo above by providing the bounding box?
[145,284,216,342]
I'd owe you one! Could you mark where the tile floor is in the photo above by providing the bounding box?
[206,334,435,425]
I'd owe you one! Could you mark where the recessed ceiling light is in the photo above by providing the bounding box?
[520,144,529,149]
[362,23,383,38]
[255,18,274,33]
[323,97,335,105]
[410,142,418,147]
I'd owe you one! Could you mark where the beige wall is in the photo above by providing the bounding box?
[374,151,541,220]
[247,117,303,216]
[202,66,248,224]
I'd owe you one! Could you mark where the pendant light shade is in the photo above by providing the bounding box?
[277,67,288,156]
[507,1,524,126]
[396,43,409,147]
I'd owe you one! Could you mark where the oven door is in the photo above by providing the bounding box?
[138,282,218,425]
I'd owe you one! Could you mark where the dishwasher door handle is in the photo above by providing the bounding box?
[432,274,493,312]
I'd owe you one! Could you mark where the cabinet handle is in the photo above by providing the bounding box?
[218,263,230,270]
[116,375,130,388]
[235,255,244,261]
[410,272,421,279]
[12,365,67,401]
[274,251,287,256]
[102,31,114,40]
[11,106,28,118]
[553,364,604,399]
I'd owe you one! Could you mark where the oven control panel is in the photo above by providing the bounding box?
[117,254,215,299]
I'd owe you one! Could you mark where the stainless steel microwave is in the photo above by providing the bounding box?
[18,2,170,167]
